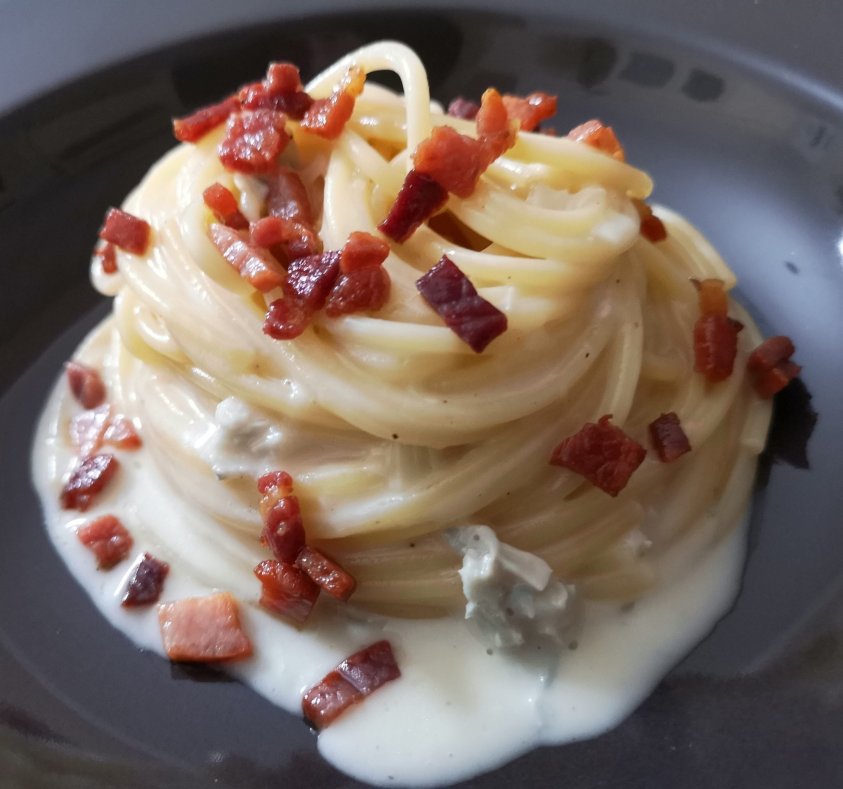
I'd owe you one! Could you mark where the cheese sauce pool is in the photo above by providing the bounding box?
[32,320,747,787]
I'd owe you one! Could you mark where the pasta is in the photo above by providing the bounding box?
[81,40,771,621]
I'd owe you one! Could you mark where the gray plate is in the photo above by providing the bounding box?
[1,4,842,787]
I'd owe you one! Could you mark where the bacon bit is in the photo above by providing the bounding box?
[549,415,646,497]
[254,559,319,625]
[416,256,507,353]
[218,109,291,174]
[263,296,312,340]
[747,336,800,398]
[257,470,294,496]
[97,243,118,274]
[690,278,728,316]
[60,454,119,511]
[300,66,366,140]
[173,96,240,143]
[239,63,313,120]
[501,92,557,132]
[324,266,391,317]
[65,361,107,409]
[378,169,448,243]
[567,119,625,161]
[339,231,389,274]
[447,97,480,120]
[649,412,691,463]
[413,126,486,198]
[122,552,170,607]
[287,252,341,311]
[69,404,111,457]
[208,223,286,292]
[259,475,306,565]
[203,183,249,230]
[295,546,356,601]
[262,496,306,562]
[103,416,142,450]
[77,515,133,570]
[476,88,518,163]
[266,166,315,227]
[158,592,253,662]
[99,208,150,255]
[250,216,322,264]
[694,314,741,383]
[302,640,400,729]
[633,199,667,243]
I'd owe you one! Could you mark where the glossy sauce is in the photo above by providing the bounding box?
[33,321,747,787]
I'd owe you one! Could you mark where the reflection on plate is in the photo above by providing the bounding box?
[1,8,842,788]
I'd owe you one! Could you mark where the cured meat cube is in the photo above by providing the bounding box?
[649,412,691,462]
[339,231,389,274]
[254,559,319,625]
[208,223,286,292]
[103,416,142,450]
[694,314,741,383]
[447,97,480,120]
[747,336,800,398]
[60,454,119,511]
[69,405,111,457]
[295,546,356,601]
[203,183,249,229]
[378,169,448,243]
[266,166,315,226]
[413,126,486,198]
[263,296,312,340]
[415,256,507,353]
[65,361,107,409]
[173,96,240,143]
[287,252,341,311]
[567,119,625,160]
[97,243,118,274]
[218,109,291,174]
[239,63,313,120]
[692,278,728,316]
[633,199,667,242]
[250,217,322,264]
[324,266,390,317]
[158,592,253,662]
[300,66,365,140]
[501,91,557,132]
[549,415,646,496]
[476,88,517,163]
[77,515,133,570]
[122,552,170,607]
[99,208,150,255]
[302,640,400,729]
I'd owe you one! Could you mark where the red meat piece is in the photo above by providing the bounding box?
[60,454,120,511]
[648,412,692,463]
[158,592,253,661]
[121,552,169,607]
[173,96,240,143]
[295,546,356,601]
[254,559,319,625]
[99,208,150,255]
[378,169,448,243]
[77,515,133,570]
[549,415,646,496]
[218,109,291,174]
[65,361,107,409]
[415,256,507,353]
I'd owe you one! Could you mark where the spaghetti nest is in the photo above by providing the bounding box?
[90,42,771,616]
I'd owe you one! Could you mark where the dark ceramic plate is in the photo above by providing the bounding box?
[2,4,842,788]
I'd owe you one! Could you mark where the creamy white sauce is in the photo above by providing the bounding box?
[32,322,747,788]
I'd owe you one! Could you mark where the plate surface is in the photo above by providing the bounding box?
[1,5,843,788]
